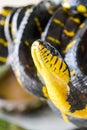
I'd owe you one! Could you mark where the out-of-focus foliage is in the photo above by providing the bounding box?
[0,119,26,130]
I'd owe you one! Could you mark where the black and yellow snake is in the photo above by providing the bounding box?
[1,0,87,128]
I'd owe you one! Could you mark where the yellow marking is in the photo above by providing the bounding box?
[0,20,11,27]
[53,18,64,27]
[42,86,49,99]
[50,57,70,83]
[15,69,23,86]
[46,4,54,14]
[62,7,70,13]
[0,20,5,26]
[40,47,47,54]
[83,13,87,17]
[70,17,81,24]
[25,64,30,68]
[17,78,23,87]
[34,17,42,34]
[0,56,7,63]
[42,51,70,84]
[0,38,8,47]
[70,70,76,76]
[25,6,32,11]
[25,64,34,69]
[47,36,61,45]
[9,24,12,28]
[31,41,70,112]
[77,5,87,13]
[79,23,85,29]
[11,28,15,37]
[50,56,58,65]
[25,41,30,46]
[0,9,11,17]
[63,40,76,53]
[63,29,75,37]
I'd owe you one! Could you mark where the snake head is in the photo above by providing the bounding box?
[31,39,70,82]
[31,39,70,89]
[31,40,71,111]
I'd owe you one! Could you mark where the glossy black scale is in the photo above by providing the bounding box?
[77,30,87,75]
[42,6,85,58]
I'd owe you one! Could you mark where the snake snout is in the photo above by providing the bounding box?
[31,40,40,50]
[31,40,43,71]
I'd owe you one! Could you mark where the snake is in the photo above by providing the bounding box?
[31,0,87,128]
[1,0,87,128]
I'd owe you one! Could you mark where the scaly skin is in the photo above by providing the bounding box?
[31,39,87,126]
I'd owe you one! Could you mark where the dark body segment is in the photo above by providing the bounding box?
[11,1,57,98]
[0,7,14,65]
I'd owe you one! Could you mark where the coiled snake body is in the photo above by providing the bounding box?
[1,0,87,128]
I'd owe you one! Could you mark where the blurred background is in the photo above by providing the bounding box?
[0,0,77,130]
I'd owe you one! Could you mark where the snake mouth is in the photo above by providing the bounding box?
[31,39,60,71]
[31,39,61,57]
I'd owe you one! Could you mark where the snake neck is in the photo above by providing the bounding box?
[42,67,71,112]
